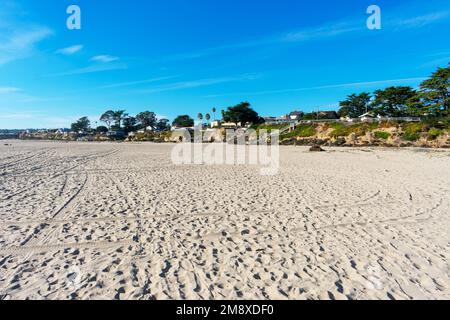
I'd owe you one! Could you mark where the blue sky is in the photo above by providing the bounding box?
[0,0,449,129]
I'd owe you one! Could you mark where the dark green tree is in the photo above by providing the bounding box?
[406,95,426,117]
[71,117,90,132]
[156,119,171,132]
[136,111,157,131]
[96,126,108,134]
[123,116,138,133]
[418,65,450,116]
[173,115,194,128]
[100,110,115,129]
[222,102,262,124]
[338,93,372,118]
[112,110,128,129]
[371,86,417,117]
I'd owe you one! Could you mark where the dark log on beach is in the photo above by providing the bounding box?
[310,145,325,152]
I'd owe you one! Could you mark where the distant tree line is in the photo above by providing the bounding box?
[71,110,171,133]
[337,65,450,118]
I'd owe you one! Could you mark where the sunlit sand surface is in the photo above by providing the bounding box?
[0,141,449,300]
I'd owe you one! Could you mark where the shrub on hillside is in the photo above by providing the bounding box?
[445,116,450,130]
[329,123,345,130]
[282,125,316,139]
[374,131,391,140]
[421,117,450,130]
[257,124,286,134]
[330,124,369,138]
[296,125,316,137]
[349,124,369,137]
[402,132,420,141]
[428,128,444,140]
[330,126,348,138]
[403,123,423,134]
[378,121,398,129]
[133,132,157,141]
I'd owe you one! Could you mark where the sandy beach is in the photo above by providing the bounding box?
[0,140,449,300]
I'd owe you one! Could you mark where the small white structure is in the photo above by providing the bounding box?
[210,120,221,128]
[359,112,376,122]
[221,122,238,129]
[289,111,304,121]
[342,116,354,123]
[135,126,155,133]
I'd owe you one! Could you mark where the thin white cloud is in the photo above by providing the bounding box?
[18,96,65,103]
[49,62,128,76]
[393,11,450,29]
[98,75,180,89]
[0,108,42,120]
[0,87,22,94]
[0,26,53,65]
[163,9,450,63]
[205,77,427,98]
[91,55,119,63]
[136,73,262,94]
[0,111,102,129]
[281,23,359,43]
[56,44,83,55]
[160,21,361,63]
[0,112,35,120]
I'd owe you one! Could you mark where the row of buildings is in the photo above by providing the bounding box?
[263,111,340,124]
[263,110,420,125]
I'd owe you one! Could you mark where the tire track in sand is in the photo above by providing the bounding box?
[0,240,134,256]
[0,149,124,262]
[0,149,119,201]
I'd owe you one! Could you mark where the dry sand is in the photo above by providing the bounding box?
[0,140,449,300]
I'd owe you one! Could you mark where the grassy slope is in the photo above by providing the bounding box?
[258,117,450,145]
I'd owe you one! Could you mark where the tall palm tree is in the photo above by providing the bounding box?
[197,113,203,127]
[212,107,217,120]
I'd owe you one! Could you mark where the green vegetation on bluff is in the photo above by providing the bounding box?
[259,116,450,147]
[328,123,378,138]
[282,125,316,139]
[374,131,391,140]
